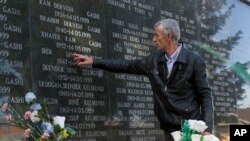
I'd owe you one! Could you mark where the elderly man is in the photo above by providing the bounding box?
[73,18,214,141]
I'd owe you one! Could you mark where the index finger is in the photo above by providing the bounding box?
[72,53,80,57]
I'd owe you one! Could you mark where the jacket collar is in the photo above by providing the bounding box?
[158,51,166,64]
[175,42,189,64]
[157,42,189,64]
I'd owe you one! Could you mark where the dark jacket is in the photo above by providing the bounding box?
[93,43,214,132]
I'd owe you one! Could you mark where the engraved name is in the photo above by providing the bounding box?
[40,15,60,24]
[3,24,22,33]
[2,6,21,15]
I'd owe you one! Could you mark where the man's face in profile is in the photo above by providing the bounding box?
[153,26,168,51]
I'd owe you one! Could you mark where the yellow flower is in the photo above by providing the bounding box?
[61,129,69,139]
[38,138,46,141]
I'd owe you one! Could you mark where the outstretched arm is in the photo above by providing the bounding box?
[72,53,150,75]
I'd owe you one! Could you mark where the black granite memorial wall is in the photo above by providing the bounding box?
[1,0,250,141]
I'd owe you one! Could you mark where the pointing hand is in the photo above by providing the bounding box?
[72,53,93,67]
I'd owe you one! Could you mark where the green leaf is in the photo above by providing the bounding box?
[65,127,76,135]
[54,124,62,134]
[200,135,204,141]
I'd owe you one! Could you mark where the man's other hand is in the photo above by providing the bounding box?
[202,131,212,135]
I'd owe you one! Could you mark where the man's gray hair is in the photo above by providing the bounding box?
[154,19,180,42]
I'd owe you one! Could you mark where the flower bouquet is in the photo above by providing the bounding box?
[1,92,75,141]
[171,120,220,141]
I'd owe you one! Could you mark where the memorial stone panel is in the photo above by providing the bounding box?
[0,0,31,139]
[196,1,240,136]
[29,0,108,140]
[105,0,165,140]
[0,0,31,102]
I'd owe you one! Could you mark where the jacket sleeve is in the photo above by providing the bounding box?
[193,57,214,133]
[92,57,149,75]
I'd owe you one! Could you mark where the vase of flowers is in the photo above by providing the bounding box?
[1,92,75,141]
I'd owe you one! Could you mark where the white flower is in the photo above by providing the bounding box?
[191,134,202,141]
[188,120,208,133]
[53,116,66,128]
[203,134,220,141]
[171,131,181,141]
[30,110,40,122]
[25,92,36,104]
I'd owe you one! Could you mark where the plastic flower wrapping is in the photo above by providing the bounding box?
[171,120,220,141]
[1,92,75,141]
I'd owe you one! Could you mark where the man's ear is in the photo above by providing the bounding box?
[167,32,173,40]
[167,32,173,41]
